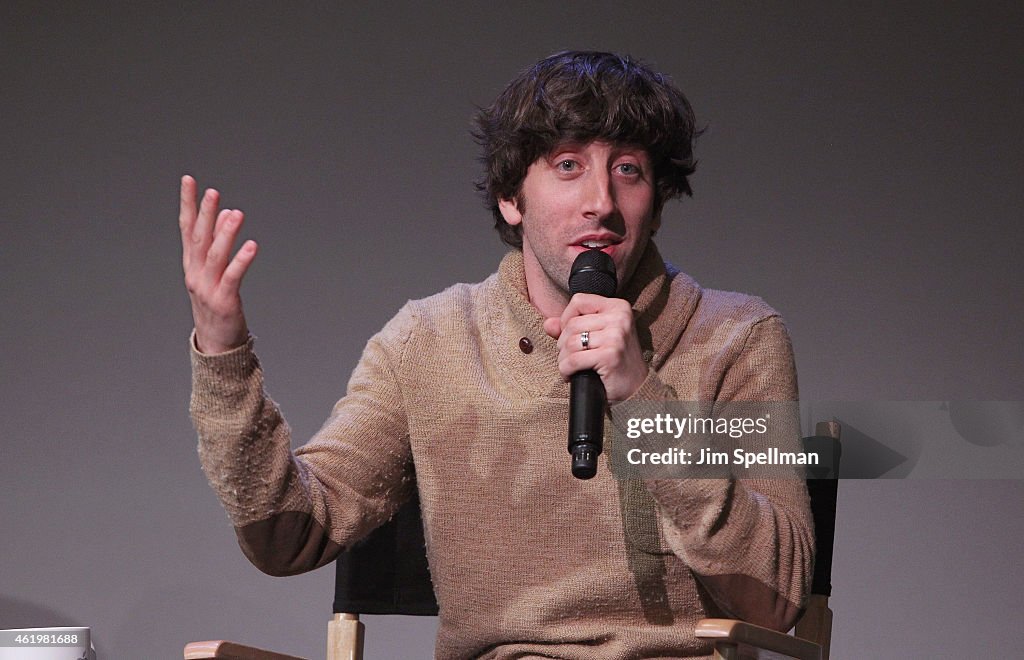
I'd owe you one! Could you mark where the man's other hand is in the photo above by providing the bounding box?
[179,175,258,354]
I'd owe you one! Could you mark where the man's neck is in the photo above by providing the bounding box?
[520,253,571,319]
[526,286,570,320]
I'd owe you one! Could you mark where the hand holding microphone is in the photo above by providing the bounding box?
[543,250,649,479]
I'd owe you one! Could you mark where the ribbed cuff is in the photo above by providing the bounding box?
[189,330,260,408]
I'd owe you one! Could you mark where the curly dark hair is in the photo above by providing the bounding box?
[473,51,698,248]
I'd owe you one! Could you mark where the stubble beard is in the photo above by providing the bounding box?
[516,194,654,305]
[521,228,574,308]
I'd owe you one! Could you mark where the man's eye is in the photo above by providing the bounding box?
[617,163,640,175]
[556,160,578,172]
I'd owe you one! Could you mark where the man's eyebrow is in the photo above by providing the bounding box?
[611,144,649,157]
[545,141,649,156]
[547,141,587,154]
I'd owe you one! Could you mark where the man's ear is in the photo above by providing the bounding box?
[498,197,523,226]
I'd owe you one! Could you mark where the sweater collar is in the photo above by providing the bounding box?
[489,242,702,398]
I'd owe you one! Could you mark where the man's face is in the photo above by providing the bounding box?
[498,140,660,313]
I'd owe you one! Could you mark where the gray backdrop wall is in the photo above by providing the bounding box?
[2,2,1021,658]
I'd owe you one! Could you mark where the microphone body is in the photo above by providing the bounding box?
[567,249,617,479]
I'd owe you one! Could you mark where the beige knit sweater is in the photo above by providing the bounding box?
[190,244,813,659]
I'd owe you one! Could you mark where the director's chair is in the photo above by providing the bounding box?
[184,496,437,660]
[696,420,841,659]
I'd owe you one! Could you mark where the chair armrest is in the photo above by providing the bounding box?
[695,619,821,660]
[184,640,308,660]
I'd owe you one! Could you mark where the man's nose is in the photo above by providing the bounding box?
[581,171,615,219]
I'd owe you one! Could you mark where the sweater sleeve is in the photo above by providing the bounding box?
[189,306,417,577]
[612,315,814,632]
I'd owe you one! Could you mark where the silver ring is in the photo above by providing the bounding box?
[580,330,590,350]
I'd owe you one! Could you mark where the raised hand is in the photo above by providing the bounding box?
[179,175,258,354]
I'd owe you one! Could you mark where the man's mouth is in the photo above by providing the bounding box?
[574,235,622,252]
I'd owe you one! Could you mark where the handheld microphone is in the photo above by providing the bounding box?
[567,249,617,479]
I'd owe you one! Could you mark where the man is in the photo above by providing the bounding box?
[183,51,812,659]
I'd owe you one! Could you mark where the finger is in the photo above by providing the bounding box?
[561,313,638,363]
[205,210,244,283]
[543,317,562,339]
[558,294,621,338]
[214,205,243,234]
[560,293,613,324]
[558,326,599,354]
[561,299,635,347]
[220,240,259,293]
[557,314,610,352]
[579,328,600,352]
[192,187,220,264]
[558,345,610,379]
[179,175,197,269]
[179,175,197,234]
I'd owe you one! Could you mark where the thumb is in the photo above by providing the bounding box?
[543,316,562,339]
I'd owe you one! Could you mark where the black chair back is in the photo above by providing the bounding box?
[802,430,842,598]
[333,495,438,616]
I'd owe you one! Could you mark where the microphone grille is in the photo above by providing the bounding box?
[569,249,617,297]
